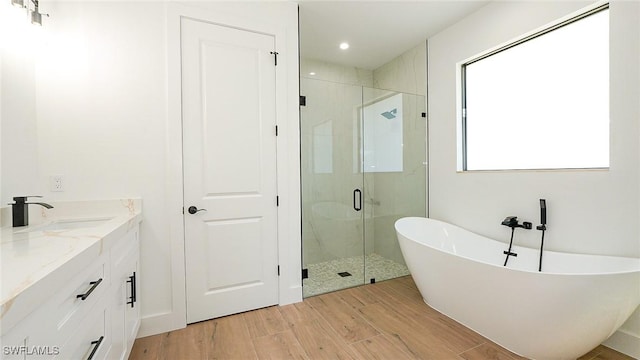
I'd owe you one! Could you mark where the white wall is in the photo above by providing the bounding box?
[0,3,40,209]
[29,2,174,334]
[428,0,639,355]
[1,0,300,337]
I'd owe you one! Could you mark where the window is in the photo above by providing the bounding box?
[461,5,609,171]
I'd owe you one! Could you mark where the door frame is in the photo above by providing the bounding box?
[140,2,301,337]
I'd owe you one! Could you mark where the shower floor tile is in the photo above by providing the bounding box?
[302,253,409,297]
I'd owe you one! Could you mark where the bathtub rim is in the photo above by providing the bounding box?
[395,216,640,276]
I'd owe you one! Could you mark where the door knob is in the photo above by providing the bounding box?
[188,206,206,214]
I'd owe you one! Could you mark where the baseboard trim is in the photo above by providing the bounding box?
[603,329,640,358]
[279,285,303,306]
[137,311,186,338]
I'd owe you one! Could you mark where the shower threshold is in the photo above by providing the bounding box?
[302,253,409,297]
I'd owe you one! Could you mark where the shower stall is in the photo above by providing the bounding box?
[301,77,427,297]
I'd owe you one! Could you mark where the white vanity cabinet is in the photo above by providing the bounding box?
[1,257,110,360]
[0,224,140,360]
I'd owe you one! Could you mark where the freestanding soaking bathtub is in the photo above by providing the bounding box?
[395,217,640,360]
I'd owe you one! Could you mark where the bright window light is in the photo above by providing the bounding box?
[462,6,609,171]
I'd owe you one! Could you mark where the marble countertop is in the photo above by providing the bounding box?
[0,198,142,336]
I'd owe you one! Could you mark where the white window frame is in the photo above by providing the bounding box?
[460,4,610,171]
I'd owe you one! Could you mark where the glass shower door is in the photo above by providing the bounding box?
[301,78,365,297]
[361,87,426,284]
[301,79,427,297]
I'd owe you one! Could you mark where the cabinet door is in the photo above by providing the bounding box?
[108,227,140,360]
[109,276,126,360]
[123,256,140,353]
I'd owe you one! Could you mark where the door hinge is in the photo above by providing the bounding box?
[275,125,278,136]
[182,207,184,214]
[270,51,279,66]
[299,95,306,106]
[277,265,280,276]
[276,196,279,206]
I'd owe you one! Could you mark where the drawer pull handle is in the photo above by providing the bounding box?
[76,278,103,301]
[87,336,104,360]
[126,272,137,308]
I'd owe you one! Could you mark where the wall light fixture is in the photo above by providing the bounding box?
[9,0,48,25]
[30,0,48,25]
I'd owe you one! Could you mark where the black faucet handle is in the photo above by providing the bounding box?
[501,216,532,229]
[12,196,43,202]
[501,216,518,227]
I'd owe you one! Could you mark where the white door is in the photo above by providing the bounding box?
[181,17,279,324]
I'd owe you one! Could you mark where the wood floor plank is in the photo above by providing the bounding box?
[306,293,380,343]
[396,275,419,288]
[156,321,206,360]
[244,305,288,339]
[357,302,460,359]
[337,286,379,311]
[129,334,163,360]
[289,318,359,360]
[578,344,637,360]
[459,342,520,360]
[376,276,423,302]
[579,346,604,360]
[204,314,258,359]
[365,281,485,354]
[350,334,418,360]
[252,330,310,360]
[278,301,321,327]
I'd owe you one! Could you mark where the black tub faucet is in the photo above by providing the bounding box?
[501,216,532,229]
[10,196,54,227]
[501,216,532,266]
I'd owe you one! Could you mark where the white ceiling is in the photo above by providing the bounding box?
[299,1,489,70]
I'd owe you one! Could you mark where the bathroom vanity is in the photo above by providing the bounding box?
[0,199,142,360]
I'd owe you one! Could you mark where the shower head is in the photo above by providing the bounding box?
[539,199,546,225]
[381,108,397,119]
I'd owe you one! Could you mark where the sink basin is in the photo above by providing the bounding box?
[26,217,114,232]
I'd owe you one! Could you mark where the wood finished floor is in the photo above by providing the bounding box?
[130,276,633,360]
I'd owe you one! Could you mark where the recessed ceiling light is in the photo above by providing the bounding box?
[309,72,316,76]
[339,42,349,50]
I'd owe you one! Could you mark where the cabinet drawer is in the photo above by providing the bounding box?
[55,298,108,360]
[50,258,107,339]
[1,257,108,358]
[25,256,108,349]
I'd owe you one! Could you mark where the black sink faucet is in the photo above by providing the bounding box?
[10,196,54,227]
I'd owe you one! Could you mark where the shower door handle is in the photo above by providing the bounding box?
[353,189,362,211]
